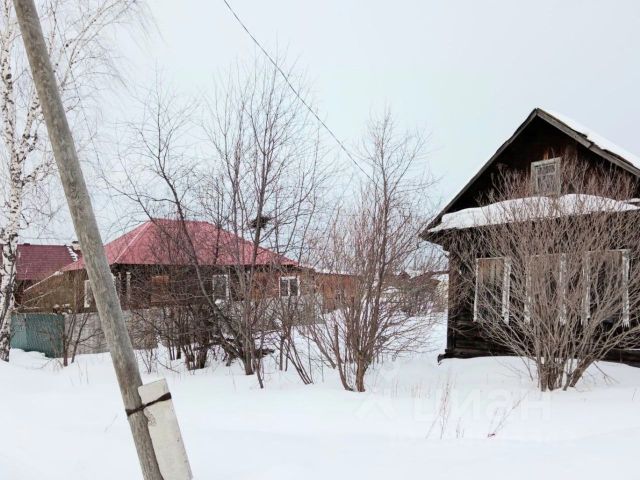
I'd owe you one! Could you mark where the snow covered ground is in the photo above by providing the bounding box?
[3,322,640,479]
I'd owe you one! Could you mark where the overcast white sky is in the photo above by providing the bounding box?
[34,0,640,242]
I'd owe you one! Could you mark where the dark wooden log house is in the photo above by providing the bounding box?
[422,108,640,365]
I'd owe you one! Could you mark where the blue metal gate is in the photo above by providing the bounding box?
[11,313,64,358]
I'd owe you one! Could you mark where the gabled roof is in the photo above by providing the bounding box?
[423,108,640,236]
[16,244,76,281]
[63,218,298,271]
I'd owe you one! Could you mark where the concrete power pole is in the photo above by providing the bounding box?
[12,1,165,478]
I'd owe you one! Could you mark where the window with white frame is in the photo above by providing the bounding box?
[83,279,93,308]
[524,253,566,323]
[280,275,300,297]
[212,274,229,300]
[114,273,121,298]
[125,271,132,304]
[84,274,118,308]
[474,257,511,323]
[531,157,561,195]
[583,250,630,326]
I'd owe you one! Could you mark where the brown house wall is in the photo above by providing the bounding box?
[442,231,640,366]
[447,117,637,213]
[21,264,356,315]
[431,120,640,366]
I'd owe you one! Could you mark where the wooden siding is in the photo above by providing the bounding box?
[20,264,356,316]
[431,118,640,367]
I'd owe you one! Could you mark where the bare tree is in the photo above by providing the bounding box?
[0,0,143,360]
[111,59,326,387]
[307,112,441,392]
[199,58,328,386]
[446,155,640,391]
[58,310,103,366]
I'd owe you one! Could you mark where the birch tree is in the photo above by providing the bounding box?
[0,0,142,360]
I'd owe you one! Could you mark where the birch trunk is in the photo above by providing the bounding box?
[0,180,23,360]
[0,0,141,361]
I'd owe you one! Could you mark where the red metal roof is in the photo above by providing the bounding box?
[63,219,298,271]
[16,244,76,281]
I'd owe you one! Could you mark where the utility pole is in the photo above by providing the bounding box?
[12,1,164,478]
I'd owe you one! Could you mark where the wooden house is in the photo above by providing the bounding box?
[12,244,77,306]
[21,218,352,314]
[422,108,640,365]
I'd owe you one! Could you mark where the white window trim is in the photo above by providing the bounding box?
[212,274,230,300]
[125,271,132,303]
[584,249,630,327]
[473,257,510,323]
[524,259,531,323]
[559,254,567,324]
[502,258,512,324]
[473,261,480,322]
[582,252,591,325]
[622,250,630,327]
[280,275,300,298]
[531,157,561,196]
[84,279,92,308]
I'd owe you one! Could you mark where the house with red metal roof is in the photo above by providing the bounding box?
[62,218,299,271]
[17,218,352,358]
[21,218,310,313]
[13,244,77,305]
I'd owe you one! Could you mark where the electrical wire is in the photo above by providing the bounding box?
[222,0,372,182]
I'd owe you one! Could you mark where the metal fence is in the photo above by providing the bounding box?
[11,313,64,358]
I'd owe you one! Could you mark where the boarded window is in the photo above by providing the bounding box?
[531,158,561,195]
[151,275,170,304]
[525,254,566,323]
[280,276,300,298]
[212,274,229,300]
[584,250,630,326]
[474,257,510,323]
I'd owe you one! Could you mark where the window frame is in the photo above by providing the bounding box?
[125,271,132,304]
[84,273,117,308]
[473,257,511,323]
[212,273,230,300]
[531,157,561,196]
[583,249,630,326]
[279,275,300,298]
[524,253,567,324]
[83,279,92,308]
[150,274,170,304]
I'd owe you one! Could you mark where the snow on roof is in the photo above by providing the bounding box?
[429,194,639,232]
[543,109,640,170]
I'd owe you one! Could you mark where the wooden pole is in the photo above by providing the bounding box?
[12,1,164,478]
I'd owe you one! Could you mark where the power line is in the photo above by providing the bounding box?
[222,0,372,181]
